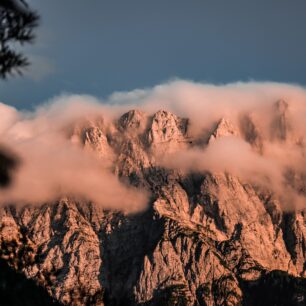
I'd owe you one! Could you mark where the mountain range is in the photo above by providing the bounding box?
[0,102,305,305]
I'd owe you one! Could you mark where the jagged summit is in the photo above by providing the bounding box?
[118,109,147,132]
[271,99,291,141]
[275,99,289,113]
[83,126,109,154]
[147,110,188,142]
[208,117,239,143]
[240,114,264,153]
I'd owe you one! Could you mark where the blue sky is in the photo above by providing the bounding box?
[1,0,306,109]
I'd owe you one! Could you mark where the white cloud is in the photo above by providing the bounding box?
[1,80,306,211]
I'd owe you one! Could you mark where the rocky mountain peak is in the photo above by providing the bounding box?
[118,109,147,132]
[80,120,114,160]
[239,114,264,153]
[275,99,289,113]
[208,117,239,143]
[146,110,188,152]
[271,99,291,141]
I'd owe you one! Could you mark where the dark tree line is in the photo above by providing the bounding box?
[0,0,39,78]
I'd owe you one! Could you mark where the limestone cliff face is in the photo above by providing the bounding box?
[0,107,305,306]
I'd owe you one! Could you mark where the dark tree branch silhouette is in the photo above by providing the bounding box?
[0,0,39,187]
[0,0,39,78]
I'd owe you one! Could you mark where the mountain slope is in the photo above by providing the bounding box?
[0,106,305,305]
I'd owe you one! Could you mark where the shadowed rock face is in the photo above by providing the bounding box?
[0,258,60,306]
[0,106,305,305]
[240,270,306,306]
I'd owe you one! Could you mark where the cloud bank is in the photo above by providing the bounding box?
[0,97,147,212]
[1,80,306,211]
